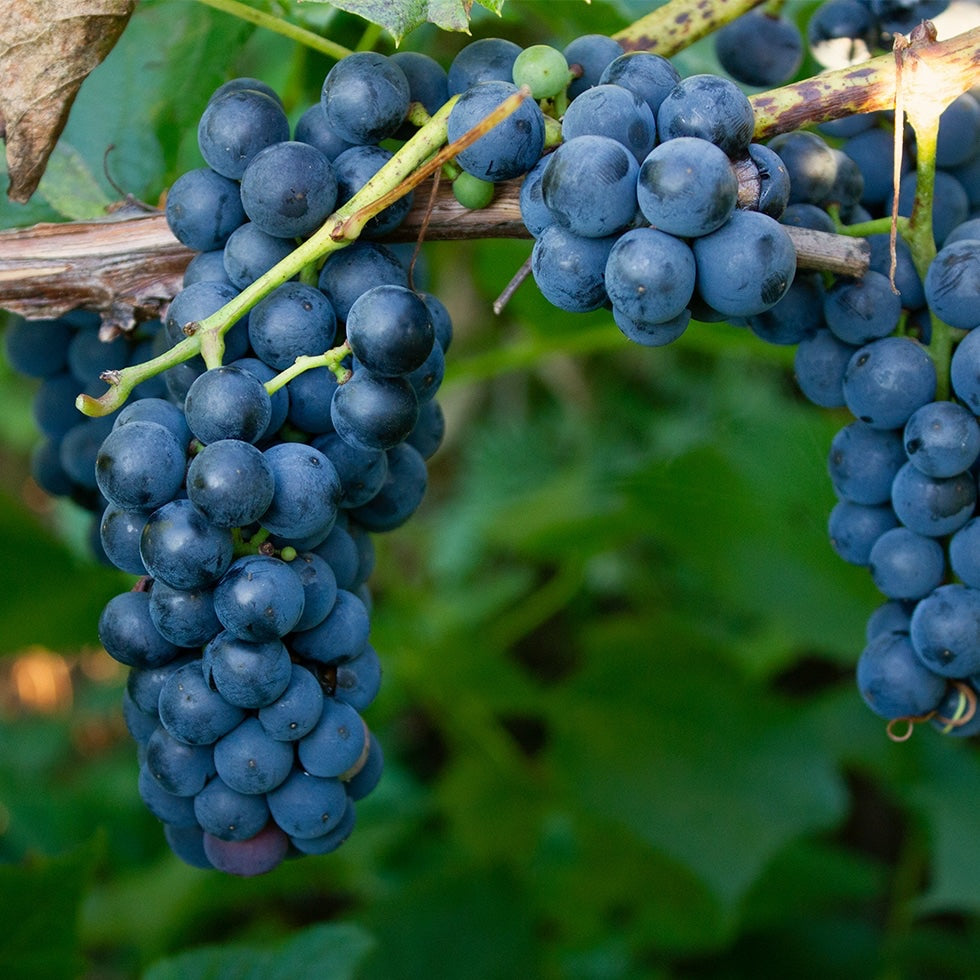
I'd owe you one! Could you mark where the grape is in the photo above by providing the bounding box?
[312,523,362,591]
[321,52,410,145]
[518,155,553,238]
[346,731,383,801]
[890,462,976,538]
[158,660,245,745]
[317,241,409,321]
[613,307,690,348]
[95,420,186,511]
[748,274,825,347]
[599,52,680,117]
[768,131,838,206]
[209,77,282,106]
[197,88,290,180]
[636,137,737,238]
[98,590,180,670]
[404,338,445,404]
[558,84,656,163]
[714,10,803,87]
[3,317,72,377]
[291,589,370,665]
[165,167,246,252]
[145,724,215,796]
[194,777,271,841]
[951,326,980,412]
[910,585,980,677]
[447,37,522,96]
[311,432,389,508]
[213,554,306,642]
[512,45,569,100]
[165,280,249,362]
[335,644,383,712]
[406,398,446,460]
[541,135,639,239]
[289,798,356,855]
[99,504,149,576]
[843,127,907,208]
[780,203,837,234]
[531,225,616,314]
[140,498,235,591]
[229,357,289,441]
[924,239,980,330]
[865,600,914,642]
[890,170,970,248]
[184,365,273,445]
[452,172,495,210]
[691,210,795,318]
[298,698,367,778]
[856,630,946,720]
[946,219,980,247]
[258,663,325,742]
[213,716,295,794]
[903,400,980,478]
[330,370,419,452]
[267,768,348,838]
[828,421,906,506]
[865,234,925,311]
[446,81,545,183]
[807,0,876,69]
[261,442,342,541]
[239,141,338,239]
[222,222,296,290]
[869,526,946,600]
[163,825,214,870]
[746,144,791,219]
[203,631,293,709]
[949,518,980,588]
[293,103,357,161]
[936,92,980,169]
[656,74,755,158]
[148,581,222,649]
[823,270,903,346]
[350,442,428,533]
[828,500,898,566]
[842,337,936,430]
[285,367,340,435]
[201,822,289,876]
[389,51,449,116]
[346,285,434,377]
[604,227,695,326]
[333,144,414,238]
[248,282,337,372]
[291,552,338,632]
[563,34,625,100]
[186,439,276,529]
[113,397,191,447]
[138,764,199,826]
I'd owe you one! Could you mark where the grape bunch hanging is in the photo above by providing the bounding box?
[4,1,980,875]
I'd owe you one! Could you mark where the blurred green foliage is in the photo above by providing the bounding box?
[2,2,980,978]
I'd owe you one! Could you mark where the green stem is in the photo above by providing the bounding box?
[265,343,353,395]
[194,0,352,61]
[613,0,765,55]
[836,216,910,239]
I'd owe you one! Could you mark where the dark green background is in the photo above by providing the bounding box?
[1,1,979,977]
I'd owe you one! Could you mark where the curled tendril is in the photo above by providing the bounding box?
[934,681,978,734]
[886,712,936,742]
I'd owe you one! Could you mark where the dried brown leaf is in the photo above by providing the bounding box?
[0,0,135,203]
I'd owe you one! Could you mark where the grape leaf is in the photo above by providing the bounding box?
[143,923,375,980]
[0,0,135,203]
[306,0,506,43]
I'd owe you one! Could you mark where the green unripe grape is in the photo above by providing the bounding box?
[453,171,495,210]
[512,45,570,100]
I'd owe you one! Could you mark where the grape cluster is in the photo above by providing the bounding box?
[95,64,459,874]
[514,45,798,346]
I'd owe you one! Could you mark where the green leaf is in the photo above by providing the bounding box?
[549,615,848,910]
[0,837,102,980]
[0,491,129,653]
[36,142,113,220]
[306,0,506,43]
[143,922,375,980]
